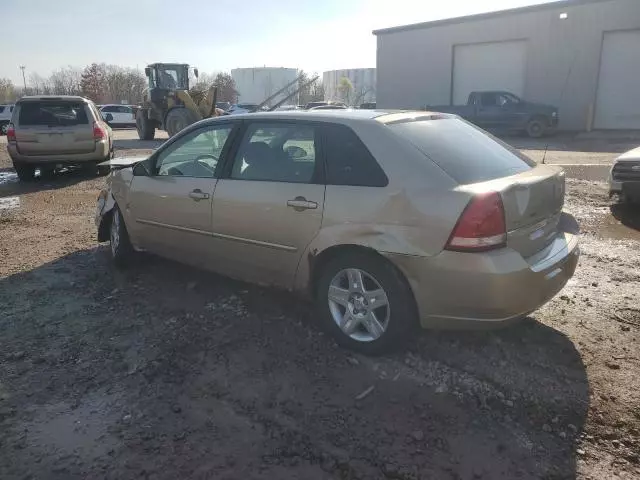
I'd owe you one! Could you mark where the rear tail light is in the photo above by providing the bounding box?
[93,122,106,140]
[6,124,16,143]
[445,192,506,252]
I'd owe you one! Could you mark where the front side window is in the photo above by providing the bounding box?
[230,123,318,183]
[156,125,233,178]
[324,124,388,187]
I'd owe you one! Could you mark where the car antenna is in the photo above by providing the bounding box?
[542,143,548,164]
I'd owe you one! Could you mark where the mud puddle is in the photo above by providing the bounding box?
[0,170,18,185]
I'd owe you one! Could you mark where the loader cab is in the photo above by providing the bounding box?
[145,63,191,91]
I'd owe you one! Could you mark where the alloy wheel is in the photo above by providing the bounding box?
[327,268,390,342]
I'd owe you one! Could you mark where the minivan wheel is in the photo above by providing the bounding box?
[316,252,418,355]
[110,206,134,267]
[0,123,8,135]
[12,160,36,182]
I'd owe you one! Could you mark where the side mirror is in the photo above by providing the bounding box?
[132,159,152,176]
[144,67,151,77]
[194,68,199,78]
[104,113,113,123]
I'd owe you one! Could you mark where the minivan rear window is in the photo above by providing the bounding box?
[387,118,535,184]
[19,101,89,127]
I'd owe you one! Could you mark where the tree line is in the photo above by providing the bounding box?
[0,64,326,106]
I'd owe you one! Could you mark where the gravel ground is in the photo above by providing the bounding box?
[0,136,639,479]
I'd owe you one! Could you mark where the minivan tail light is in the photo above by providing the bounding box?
[445,192,506,252]
[7,125,16,143]
[93,122,105,140]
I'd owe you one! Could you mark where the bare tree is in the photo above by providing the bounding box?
[49,66,82,95]
[351,85,375,107]
[212,72,238,103]
[0,78,17,103]
[297,71,324,105]
[103,65,146,104]
[28,73,52,95]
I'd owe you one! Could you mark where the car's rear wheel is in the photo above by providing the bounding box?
[0,123,9,135]
[526,118,546,138]
[316,252,418,355]
[12,160,36,181]
[136,109,155,140]
[110,206,134,267]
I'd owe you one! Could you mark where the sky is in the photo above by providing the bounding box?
[3,0,560,85]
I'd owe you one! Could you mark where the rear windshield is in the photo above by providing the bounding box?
[387,118,535,184]
[18,101,89,127]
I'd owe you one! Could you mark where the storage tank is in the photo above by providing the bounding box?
[231,67,299,105]
[323,68,376,106]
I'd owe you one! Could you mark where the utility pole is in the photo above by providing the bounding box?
[19,65,27,94]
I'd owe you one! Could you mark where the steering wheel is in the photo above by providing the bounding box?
[194,154,217,173]
[284,145,306,159]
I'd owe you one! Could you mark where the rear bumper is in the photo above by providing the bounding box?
[7,139,111,164]
[387,214,579,328]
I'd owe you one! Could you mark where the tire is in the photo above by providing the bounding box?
[165,108,198,137]
[109,205,134,267]
[0,122,8,135]
[526,118,546,138]
[12,160,36,182]
[316,251,418,355]
[136,109,155,140]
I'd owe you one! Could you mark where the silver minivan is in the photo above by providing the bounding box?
[7,96,113,181]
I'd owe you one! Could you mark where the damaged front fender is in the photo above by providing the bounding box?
[96,188,116,242]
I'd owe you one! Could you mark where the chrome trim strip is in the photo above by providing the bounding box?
[137,219,296,252]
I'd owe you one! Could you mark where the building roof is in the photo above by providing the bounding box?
[373,0,615,35]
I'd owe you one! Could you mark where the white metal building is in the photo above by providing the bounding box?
[323,69,376,106]
[231,67,298,105]
[374,0,640,130]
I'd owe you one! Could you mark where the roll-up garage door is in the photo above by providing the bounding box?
[594,30,640,129]
[453,41,527,105]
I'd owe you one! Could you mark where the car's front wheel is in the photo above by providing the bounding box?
[316,252,418,355]
[110,206,134,267]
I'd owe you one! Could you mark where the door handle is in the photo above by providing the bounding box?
[188,189,210,201]
[287,197,318,211]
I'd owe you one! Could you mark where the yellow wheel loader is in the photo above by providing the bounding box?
[136,63,222,139]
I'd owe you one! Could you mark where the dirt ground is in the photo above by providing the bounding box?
[1,134,639,480]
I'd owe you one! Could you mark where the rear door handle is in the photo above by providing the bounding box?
[188,189,210,201]
[287,197,318,211]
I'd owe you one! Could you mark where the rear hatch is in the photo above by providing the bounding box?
[15,99,96,155]
[385,116,565,258]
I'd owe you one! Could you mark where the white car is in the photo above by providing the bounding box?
[609,146,640,204]
[0,104,15,135]
[99,104,136,127]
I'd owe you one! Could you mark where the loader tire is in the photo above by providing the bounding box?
[136,109,155,140]
[165,108,199,137]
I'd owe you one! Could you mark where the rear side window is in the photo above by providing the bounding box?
[387,118,534,185]
[323,125,388,187]
[0,106,4,113]
[18,101,89,126]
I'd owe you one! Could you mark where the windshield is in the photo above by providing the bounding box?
[388,117,535,184]
[157,66,188,89]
